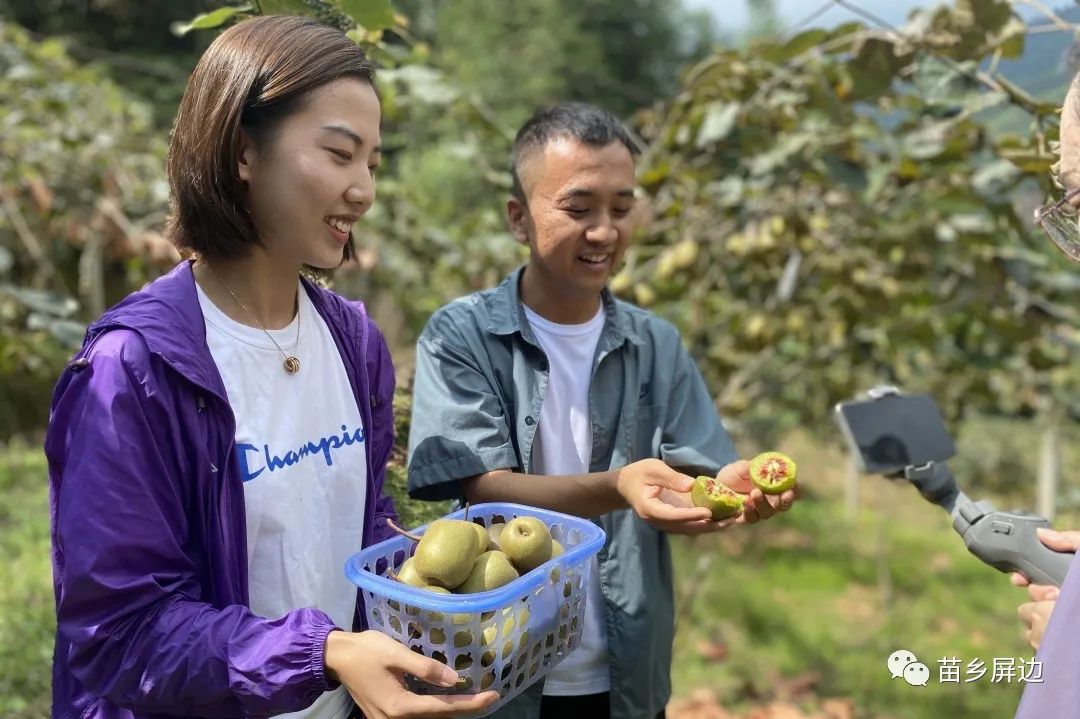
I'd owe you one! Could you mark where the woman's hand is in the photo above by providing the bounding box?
[1010,528,1080,650]
[325,630,499,719]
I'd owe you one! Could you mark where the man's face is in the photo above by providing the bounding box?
[507,136,636,298]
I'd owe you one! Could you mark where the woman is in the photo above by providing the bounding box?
[1012,70,1080,718]
[45,15,497,719]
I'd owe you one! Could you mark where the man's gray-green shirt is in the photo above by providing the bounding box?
[406,267,737,719]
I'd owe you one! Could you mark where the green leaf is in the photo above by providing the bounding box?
[957,0,1013,36]
[846,37,903,101]
[993,16,1026,59]
[998,150,1055,174]
[927,192,989,216]
[912,53,1008,117]
[864,162,892,202]
[259,0,314,15]
[380,65,459,105]
[748,132,813,175]
[949,212,995,235]
[639,161,671,187]
[1040,272,1080,293]
[171,5,251,36]
[912,56,980,111]
[972,159,1020,197]
[829,21,863,39]
[337,0,396,31]
[821,155,867,191]
[902,124,947,160]
[764,88,808,110]
[25,315,86,349]
[822,21,864,54]
[762,28,828,63]
[706,176,745,207]
[0,285,79,317]
[696,101,740,147]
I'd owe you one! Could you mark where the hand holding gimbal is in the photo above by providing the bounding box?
[834,386,1074,587]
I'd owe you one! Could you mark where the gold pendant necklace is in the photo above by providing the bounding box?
[206,264,301,374]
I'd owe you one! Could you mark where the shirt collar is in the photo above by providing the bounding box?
[486,266,642,348]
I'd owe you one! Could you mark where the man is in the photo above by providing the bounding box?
[1012,70,1080,719]
[406,102,797,719]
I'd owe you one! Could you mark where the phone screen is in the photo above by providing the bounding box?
[835,393,956,474]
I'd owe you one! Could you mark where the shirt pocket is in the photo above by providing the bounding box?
[631,402,667,460]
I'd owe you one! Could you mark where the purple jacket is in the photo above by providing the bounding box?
[1014,553,1080,718]
[45,261,399,719]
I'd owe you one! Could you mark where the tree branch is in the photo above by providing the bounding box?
[1,194,54,283]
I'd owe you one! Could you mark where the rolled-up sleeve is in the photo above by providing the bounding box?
[406,310,520,502]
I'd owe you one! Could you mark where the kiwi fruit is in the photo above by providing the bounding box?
[381,515,570,649]
[456,550,519,594]
[422,585,451,621]
[691,475,746,519]
[481,670,496,689]
[470,522,490,553]
[486,522,506,551]
[393,557,426,587]
[748,451,797,494]
[412,519,481,589]
[500,516,553,573]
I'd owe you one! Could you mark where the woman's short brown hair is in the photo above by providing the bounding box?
[165,15,376,261]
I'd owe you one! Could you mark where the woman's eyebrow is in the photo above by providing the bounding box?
[321,124,363,146]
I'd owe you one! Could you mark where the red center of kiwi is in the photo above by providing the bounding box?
[706,479,736,498]
[762,458,788,483]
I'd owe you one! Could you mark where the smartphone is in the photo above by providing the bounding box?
[834,391,956,474]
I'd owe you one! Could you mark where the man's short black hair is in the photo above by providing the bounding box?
[510,102,639,201]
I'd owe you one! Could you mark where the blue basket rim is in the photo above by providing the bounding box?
[345,502,606,612]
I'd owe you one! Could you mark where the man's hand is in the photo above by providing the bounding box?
[325,630,499,719]
[615,458,798,534]
[615,458,729,534]
[715,459,798,524]
[1010,528,1080,650]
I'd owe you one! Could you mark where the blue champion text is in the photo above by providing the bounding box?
[238,424,365,482]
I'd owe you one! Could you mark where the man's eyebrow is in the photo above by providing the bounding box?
[321,124,382,152]
[556,188,635,202]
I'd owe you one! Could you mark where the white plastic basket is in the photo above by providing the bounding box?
[345,502,606,715]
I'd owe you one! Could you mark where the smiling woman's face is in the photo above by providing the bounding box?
[237,77,382,269]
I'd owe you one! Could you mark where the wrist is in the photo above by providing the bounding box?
[610,468,630,505]
[323,629,347,684]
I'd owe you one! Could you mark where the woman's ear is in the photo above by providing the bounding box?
[506,196,531,246]
[236,128,257,183]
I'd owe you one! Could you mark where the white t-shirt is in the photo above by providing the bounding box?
[523,303,611,697]
[198,281,367,719]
